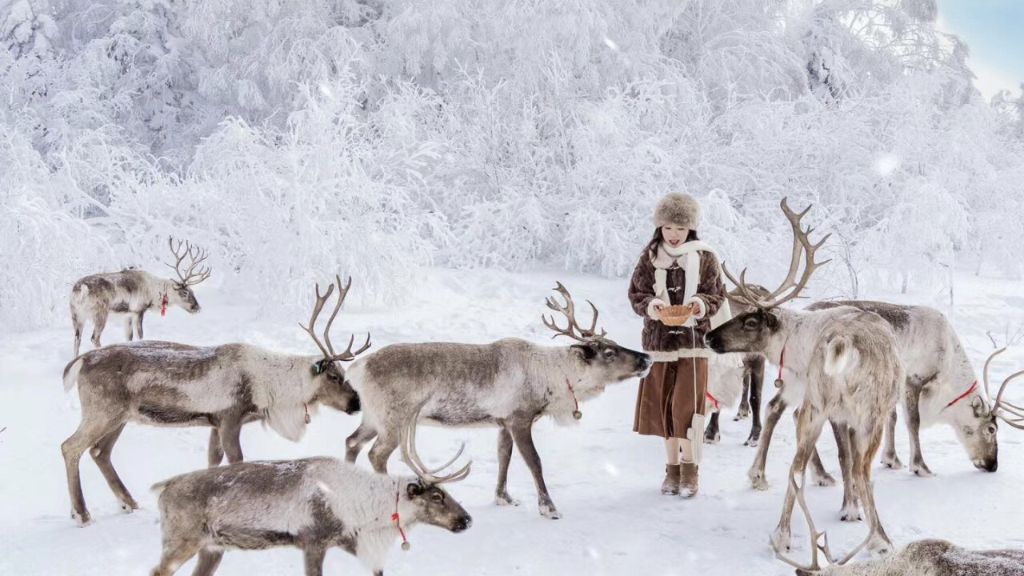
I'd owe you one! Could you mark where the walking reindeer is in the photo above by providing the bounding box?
[150,412,472,576]
[748,301,1004,498]
[344,282,652,519]
[705,198,903,557]
[774,474,1024,576]
[61,276,368,524]
[70,238,212,356]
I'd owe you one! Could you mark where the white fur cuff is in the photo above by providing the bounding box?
[686,297,707,320]
[647,298,668,319]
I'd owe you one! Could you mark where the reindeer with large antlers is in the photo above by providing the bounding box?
[70,237,213,357]
[60,276,368,525]
[344,282,651,519]
[705,198,903,557]
[150,410,472,576]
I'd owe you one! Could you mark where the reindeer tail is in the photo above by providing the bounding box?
[824,335,859,377]
[62,356,85,392]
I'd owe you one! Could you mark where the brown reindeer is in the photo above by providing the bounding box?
[70,238,212,356]
[61,276,368,525]
[706,198,903,557]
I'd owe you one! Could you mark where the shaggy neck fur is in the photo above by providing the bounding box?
[245,349,325,441]
[530,347,617,425]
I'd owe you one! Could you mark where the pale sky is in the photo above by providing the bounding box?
[937,0,1023,99]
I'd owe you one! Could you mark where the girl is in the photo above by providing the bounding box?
[628,192,726,497]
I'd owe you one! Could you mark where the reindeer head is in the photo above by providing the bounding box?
[543,282,651,384]
[957,345,1024,472]
[400,407,473,534]
[299,276,370,415]
[165,237,212,313]
[706,198,830,357]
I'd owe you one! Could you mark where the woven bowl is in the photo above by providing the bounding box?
[659,305,692,326]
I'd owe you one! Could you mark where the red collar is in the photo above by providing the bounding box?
[392,490,410,551]
[705,391,720,411]
[944,381,978,410]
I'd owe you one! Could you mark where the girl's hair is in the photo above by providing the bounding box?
[646,227,699,258]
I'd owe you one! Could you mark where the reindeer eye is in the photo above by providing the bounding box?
[743,318,759,329]
[987,424,997,435]
[603,348,616,357]
[430,492,445,503]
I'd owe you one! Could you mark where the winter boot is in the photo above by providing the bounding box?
[680,462,699,498]
[661,464,681,495]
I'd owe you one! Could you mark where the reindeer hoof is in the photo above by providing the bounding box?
[749,472,770,491]
[810,469,836,487]
[744,436,760,448]
[734,406,750,420]
[770,529,792,552]
[911,464,934,477]
[495,493,520,507]
[71,510,92,526]
[119,500,139,513]
[539,503,561,519]
[703,431,720,444]
[839,506,863,522]
[881,453,903,469]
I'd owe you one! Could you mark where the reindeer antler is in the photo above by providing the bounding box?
[723,198,831,310]
[982,348,1024,430]
[773,473,836,572]
[166,237,212,286]
[299,275,371,363]
[400,405,472,485]
[542,282,607,342]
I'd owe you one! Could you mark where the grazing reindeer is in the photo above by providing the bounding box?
[705,286,769,446]
[150,412,472,576]
[70,238,212,356]
[774,474,1024,576]
[749,302,1002,495]
[705,198,903,556]
[60,276,368,525]
[344,282,652,519]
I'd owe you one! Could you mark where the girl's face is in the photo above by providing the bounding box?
[661,225,689,247]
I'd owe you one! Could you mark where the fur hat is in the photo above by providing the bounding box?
[654,193,700,229]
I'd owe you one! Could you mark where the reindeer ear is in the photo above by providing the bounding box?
[406,482,425,498]
[765,312,780,330]
[971,395,987,417]
[571,344,597,361]
[311,360,328,375]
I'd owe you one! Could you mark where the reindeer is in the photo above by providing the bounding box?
[150,411,472,576]
[748,302,1003,498]
[70,238,213,356]
[773,473,1024,576]
[60,276,368,525]
[705,198,903,556]
[705,286,769,446]
[344,283,652,519]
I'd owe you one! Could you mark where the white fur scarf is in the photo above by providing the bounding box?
[652,240,732,330]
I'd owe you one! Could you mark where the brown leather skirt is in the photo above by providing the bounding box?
[634,358,708,438]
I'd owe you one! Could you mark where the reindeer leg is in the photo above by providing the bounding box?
[809,444,837,487]
[302,547,326,576]
[745,356,766,446]
[850,426,893,556]
[749,392,788,490]
[880,407,902,469]
[191,547,224,576]
[90,422,138,512]
[494,424,519,506]
[218,419,244,464]
[510,420,559,519]
[90,310,108,350]
[72,313,84,357]
[736,370,752,420]
[832,421,861,522]
[368,430,400,474]
[62,414,121,524]
[704,412,721,444]
[150,534,201,576]
[136,310,146,340]
[771,408,827,552]
[124,316,134,341]
[905,387,933,477]
[345,423,377,463]
[207,429,225,468]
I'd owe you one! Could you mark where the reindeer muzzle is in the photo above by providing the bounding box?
[451,515,472,533]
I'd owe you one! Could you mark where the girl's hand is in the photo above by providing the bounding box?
[688,301,702,316]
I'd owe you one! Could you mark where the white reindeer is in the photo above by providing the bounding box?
[70,238,212,356]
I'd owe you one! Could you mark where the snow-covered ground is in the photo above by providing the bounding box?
[2,268,1023,575]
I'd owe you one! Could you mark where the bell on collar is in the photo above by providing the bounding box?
[572,410,583,420]
[774,378,784,389]
[401,541,411,551]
